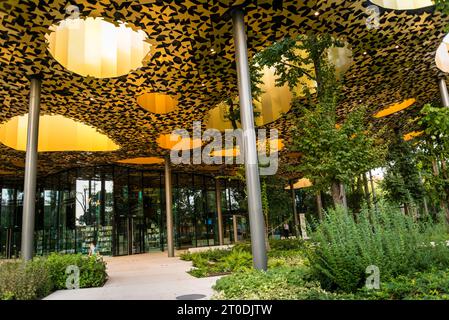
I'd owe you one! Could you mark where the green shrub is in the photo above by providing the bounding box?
[180,249,232,264]
[307,202,449,292]
[232,242,252,252]
[183,240,310,278]
[213,266,344,300]
[45,253,108,289]
[0,259,53,300]
[354,268,449,300]
[220,250,252,272]
[185,248,252,277]
[268,239,305,251]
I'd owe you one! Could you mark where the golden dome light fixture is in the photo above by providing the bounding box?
[45,17,152,78]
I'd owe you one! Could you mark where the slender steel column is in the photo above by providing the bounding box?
[215,178,224,245]
[164,157,174,257]
[231,9,267,270]
[232,215,238,243]
[21,77,41,261]
[439,78,449,107]
[290,181,301,238]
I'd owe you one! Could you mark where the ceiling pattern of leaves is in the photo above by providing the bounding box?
[0,0,448,178]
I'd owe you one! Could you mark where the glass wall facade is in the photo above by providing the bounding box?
[0,165,247,258]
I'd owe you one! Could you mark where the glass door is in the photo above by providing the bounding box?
[1,188,21,258]
[0,228,12,259]
[115,217,129,255]
[131,217,145,254]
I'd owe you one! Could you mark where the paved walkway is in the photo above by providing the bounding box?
[44,251,221,300]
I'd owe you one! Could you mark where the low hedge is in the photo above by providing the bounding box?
[46,253,108,289]
[0,258,53,300]
[0,253,108,300]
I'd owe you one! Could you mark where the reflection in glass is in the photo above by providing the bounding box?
[0,166,248,257]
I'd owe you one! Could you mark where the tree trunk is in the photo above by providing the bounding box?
[369,170,378,213]
[316,191,324,221]
[264,223,271,251]
[362,173,371,208]
[331,180,348,209]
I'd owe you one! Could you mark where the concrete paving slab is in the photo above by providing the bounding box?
[44,251,221,300]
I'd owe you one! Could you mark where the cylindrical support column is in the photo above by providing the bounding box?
[215,178,224,245]
[316,191,324,221]
[164,157,175,257]
[231,8,267,270]
[439,78,449,107]
[290,181,300,238]
[232,215,239,243]
[21,77,41,261]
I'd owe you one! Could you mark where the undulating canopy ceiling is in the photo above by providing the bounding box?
[0,0,448,178]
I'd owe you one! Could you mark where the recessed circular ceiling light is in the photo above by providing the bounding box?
[45,17,151,78]
[370,0,434,10]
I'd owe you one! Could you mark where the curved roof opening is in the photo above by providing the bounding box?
[285,178,313,190]
[46,17,151,78]
[0,114,120,152]
[404,131,424,141]
[206,42,352,131]
[137,93,178,114]
[370,0,434,10]
[205,65,314,131]
[374,98,416,118]
[157,133,202,151]
[117,157,164,165]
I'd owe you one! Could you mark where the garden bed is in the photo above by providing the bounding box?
[209,203,449,300]
[0,253,108,300]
